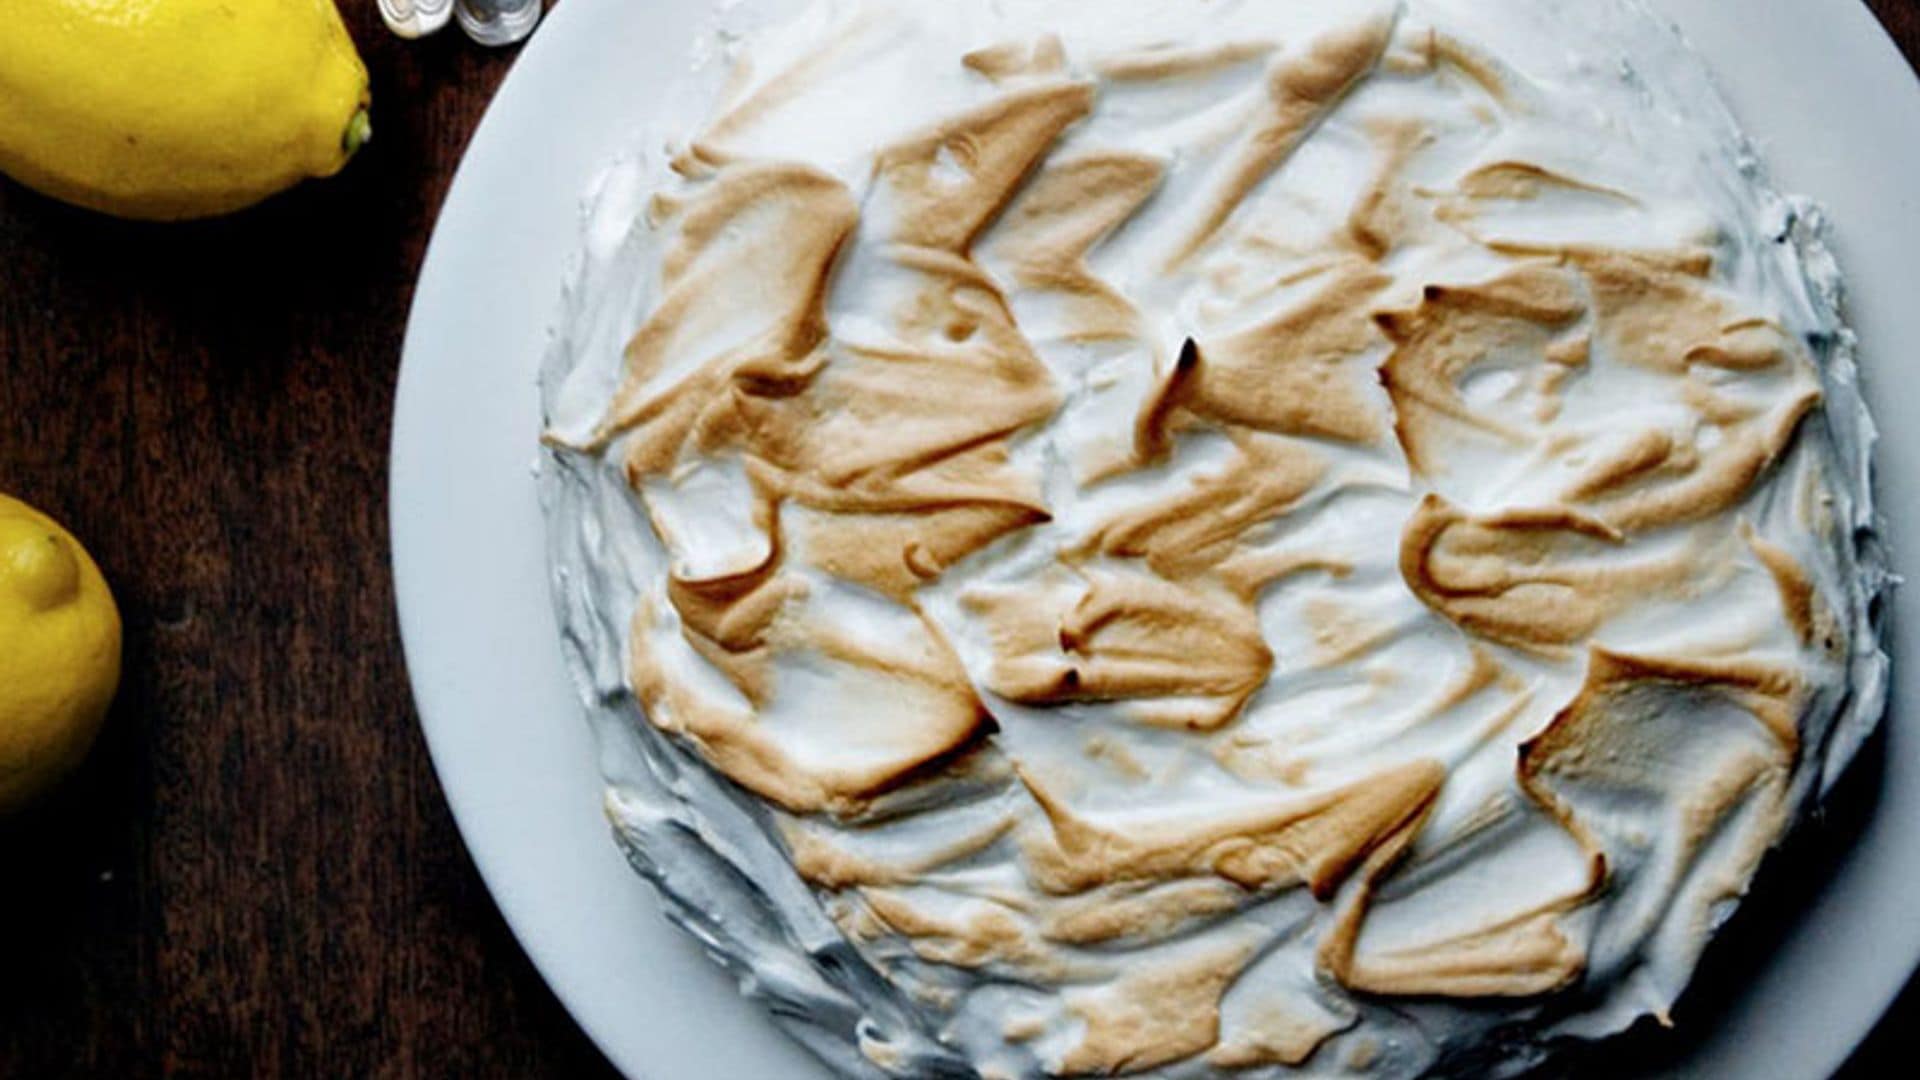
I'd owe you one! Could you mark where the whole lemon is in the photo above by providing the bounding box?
[0,0,371,221]
[0,494,122,814]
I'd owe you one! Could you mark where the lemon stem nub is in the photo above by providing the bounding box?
[343,108,372,156]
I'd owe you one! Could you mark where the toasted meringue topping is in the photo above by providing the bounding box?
[543,1,1887,1076]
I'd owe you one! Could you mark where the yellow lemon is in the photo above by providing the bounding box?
[0,494,122,813]
[0,0,371,221]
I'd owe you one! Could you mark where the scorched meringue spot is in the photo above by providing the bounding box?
[540,0,1889,1076]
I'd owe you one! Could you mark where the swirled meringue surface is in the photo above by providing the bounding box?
[540,1,1888,1076]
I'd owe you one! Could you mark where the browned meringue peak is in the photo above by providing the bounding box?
[1573,247,1773,375]
[1304,595,1415,668]
[775,251,1057,491]
[1377,262,1588,477]
[1216,647,1516,786]
[1371,19,1522,105]
[1205,972,1359,1068]
[594,162,856,466]
[1463,161,1638,204]
[1319,778,1595,999]
[779,806,1018,890]
[833,871,1247,979]
[1165,12,1398,268]
[1565,249,1826,532]
[1015,758,1446,898]
[1091,40,1275,82]
[974,145,1168,487]
[870,80,1095,253]
[632,473,995,814]
[1576,387,1821,538]
[1431,160,1642,242]
[1398,494,1709,652]
[976,150,1166,344]
[1039,878,1247,946]
[1147,264,1394,449]
[858,888,1059,972]
[1513,646,1804,983]
[1324,887,1591,998]
[751,84,1114,581]
[1346,119,1435,261]
[1379,244,1824,568]
[628,571,992,815]
[963,35,1067,85]
[1744,524,1834,649]
[789,500,1047,602]
[1206,985,1353,1070]
[1057,938,1262,1075]
[962,563,1272,732]
[1080,431,1327,586]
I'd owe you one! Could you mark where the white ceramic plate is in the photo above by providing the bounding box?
[391,1,1920,1076]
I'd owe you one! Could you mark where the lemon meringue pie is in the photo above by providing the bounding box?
[542,1,1888,1075]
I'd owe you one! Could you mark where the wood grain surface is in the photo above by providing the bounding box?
[0,2,1916,1077]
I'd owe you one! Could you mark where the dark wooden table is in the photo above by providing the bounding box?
[1,3,1917,1076]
